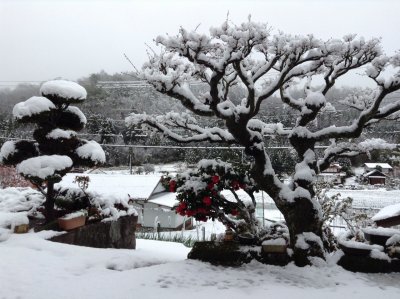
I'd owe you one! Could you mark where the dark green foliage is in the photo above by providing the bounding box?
[54,109,86,131]
[1,140,38,165]
[33,127,80,155]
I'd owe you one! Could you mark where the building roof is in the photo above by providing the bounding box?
[148,192,178,208]
[364,170,387,178]
[364,163,392,169]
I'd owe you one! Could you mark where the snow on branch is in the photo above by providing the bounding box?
[318,138,397,172]
[125,112,235,144]
[141,52,213,116]
[322,35,382,93]
[247,119,290,137]
[366,52,400,89]
[313,86,400,141]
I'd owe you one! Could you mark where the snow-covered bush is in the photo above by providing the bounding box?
[168,159,260,237]
[0,80,106,223]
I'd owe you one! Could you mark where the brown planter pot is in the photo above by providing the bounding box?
[262,244,287,254]
[14,224,29,234]
[58,215,86,231]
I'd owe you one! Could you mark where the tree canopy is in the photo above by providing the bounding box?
[126,19,400,266]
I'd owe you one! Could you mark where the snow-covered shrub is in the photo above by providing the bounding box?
[143,164,155,174]
[0,80,106,222]
[168,159,260,238]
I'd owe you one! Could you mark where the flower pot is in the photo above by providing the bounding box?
[14,224,29,234]
[363,227,400,247]
[262,238,287,253]
[58,215,86,231]
[238,234,257,245]
[338,239,383,256]
[224,229,234,241]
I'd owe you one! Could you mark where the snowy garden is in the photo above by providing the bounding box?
[1,5,400,299]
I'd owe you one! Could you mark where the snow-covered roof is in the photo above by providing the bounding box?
[56,173,163,200]
[372,203,400,222]
[148,192,178,208]
[364,170,387,177]
[364,163,392,169]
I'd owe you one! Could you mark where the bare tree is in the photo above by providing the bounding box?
[126,19,400,266]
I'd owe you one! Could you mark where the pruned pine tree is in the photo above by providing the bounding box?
[0,80,105,223]
[126,19,400,266]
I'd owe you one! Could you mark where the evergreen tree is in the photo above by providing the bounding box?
[0,80,105,223]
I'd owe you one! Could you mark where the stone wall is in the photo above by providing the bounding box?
[50,215,137,249]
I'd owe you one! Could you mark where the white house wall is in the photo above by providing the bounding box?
[137,202,187,228]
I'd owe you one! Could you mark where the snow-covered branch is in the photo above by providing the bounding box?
[125,112,235,144]
[318,138,397,172]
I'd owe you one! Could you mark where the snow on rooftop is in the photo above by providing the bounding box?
[364,163,392,169]
[12,96,55,120]
[364,170,386,177]
[40,80,87,101]
[56,173,163,200]
[148,192,178,208]
[371,203,400,222]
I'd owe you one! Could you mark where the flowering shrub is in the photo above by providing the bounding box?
[168,159,260,236]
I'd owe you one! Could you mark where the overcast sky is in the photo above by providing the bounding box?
[0,0,399,85]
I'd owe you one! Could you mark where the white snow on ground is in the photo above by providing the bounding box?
[1,232,400,299]
[56,173,162,199]
[326,189,400,209]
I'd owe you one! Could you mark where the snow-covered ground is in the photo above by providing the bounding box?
[1,231,400,299]
[2,166,400,298]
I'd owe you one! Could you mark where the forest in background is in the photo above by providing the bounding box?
[1,70,400,173]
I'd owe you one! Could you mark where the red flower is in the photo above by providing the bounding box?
[176,202,187,215]
[179,202,187,210]
[230,209,239,216]
[186,210,195,217]
[231,180,240,190]
[207,182,215,190]
[197,207,207,214]
[212,175,220,184]
[203,196,212,206]
[169,180,177,192]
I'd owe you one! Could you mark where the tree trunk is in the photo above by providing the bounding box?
[44,182,55,223]
[278,197,325,266]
